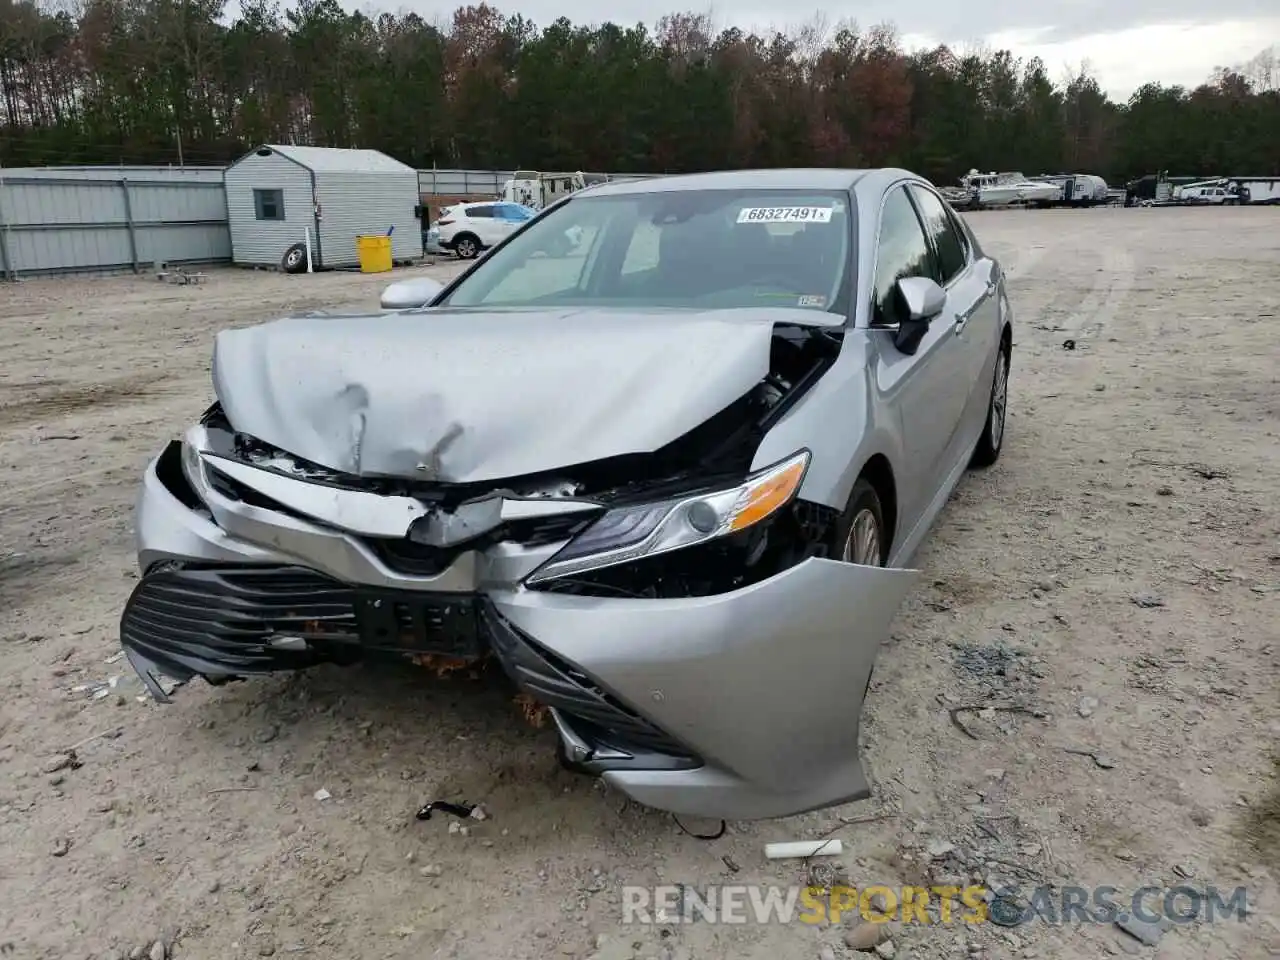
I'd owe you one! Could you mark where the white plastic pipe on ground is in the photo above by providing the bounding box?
[764,839,843,860]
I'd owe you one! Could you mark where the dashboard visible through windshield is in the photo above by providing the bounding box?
[437,188,853,315]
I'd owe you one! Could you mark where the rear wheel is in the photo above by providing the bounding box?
[970,344,1009,467]
[454,234,480,259]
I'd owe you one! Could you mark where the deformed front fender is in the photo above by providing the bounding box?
[490,557,920,820]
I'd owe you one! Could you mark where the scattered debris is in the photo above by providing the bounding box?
[1130,594,1164,608]
[952,641,1022,681]
[1116,914,1170,947]
[417,800,479,821]
[514,691,551,727]
[71,672,171,703]
[149,940,167,960]
[419,864,443,878]
[722,855,741,873]
[155,265,207,285]
[948,704,1047,740]
[1077,696,1099,717]
[844,923,892,951]
[1156,485,1174,496]
[1131,450,1227,480]
[874,941,896,959]
[468,804,489,821]
[1062,339,1076,350]
[51,837,71,857]
[1172,863,1193,879]
[926,839,955,859]
[313,788,331,801]
[1064,748,1116,769]
[42,752,80,774]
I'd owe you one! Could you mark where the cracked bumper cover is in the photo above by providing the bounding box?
[123,447,919,820]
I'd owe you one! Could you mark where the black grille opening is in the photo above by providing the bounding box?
[483,605,697,762]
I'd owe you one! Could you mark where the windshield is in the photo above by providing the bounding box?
[437,188,852,314]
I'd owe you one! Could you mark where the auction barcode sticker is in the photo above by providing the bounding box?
[737,206,834,223]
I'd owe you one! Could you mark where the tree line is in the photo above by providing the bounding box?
[2,0,1277,185]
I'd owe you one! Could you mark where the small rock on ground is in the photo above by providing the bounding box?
[845,923,892,951]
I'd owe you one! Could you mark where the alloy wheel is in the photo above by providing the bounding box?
[843,509,882,566]
[990,351,1008,451]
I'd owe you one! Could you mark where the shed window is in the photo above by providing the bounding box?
[254,189,285,221]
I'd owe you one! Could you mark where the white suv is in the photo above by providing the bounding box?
[432,202,535,259]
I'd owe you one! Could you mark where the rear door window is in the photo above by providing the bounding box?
[909,186,969,285]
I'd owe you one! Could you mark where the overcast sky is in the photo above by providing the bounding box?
[351,1,1279,101]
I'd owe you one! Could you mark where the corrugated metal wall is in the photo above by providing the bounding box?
[223,153,314,268]
[0,170,229,279]
[315,170,421,267]
[0,166,665,278]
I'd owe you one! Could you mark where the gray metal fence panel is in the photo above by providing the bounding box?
[417,169,514,196]
[0,174,230,278]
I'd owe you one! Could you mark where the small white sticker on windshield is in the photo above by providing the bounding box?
[737,206,834,224]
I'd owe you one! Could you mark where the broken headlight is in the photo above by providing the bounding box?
[525,450,810,584]
[180,430,209,501]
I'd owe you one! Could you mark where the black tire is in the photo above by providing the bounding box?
[453,233,480,259]
[970,341,1009,468]
[280,242,307,274]
[829,478,887,567]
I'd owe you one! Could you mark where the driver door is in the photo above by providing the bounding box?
[868,184,969,527]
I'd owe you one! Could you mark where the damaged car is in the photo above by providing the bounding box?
[120,168,1013,820]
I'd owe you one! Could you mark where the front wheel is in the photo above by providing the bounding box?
[830,478,887,567]
[970,345,1009,468]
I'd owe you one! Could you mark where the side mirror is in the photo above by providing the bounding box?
[380,276,444,310]
[891,276,946,355]
[897,276,946,321]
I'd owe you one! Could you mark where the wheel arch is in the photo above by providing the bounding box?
[857,453,898,558]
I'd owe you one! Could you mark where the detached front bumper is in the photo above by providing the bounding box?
[123,443,919,820]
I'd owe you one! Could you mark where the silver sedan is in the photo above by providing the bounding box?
[121,168,1012,820]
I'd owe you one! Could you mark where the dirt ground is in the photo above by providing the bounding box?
[1,209,1276,960]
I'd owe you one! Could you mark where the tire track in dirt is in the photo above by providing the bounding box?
[0,376,179,429]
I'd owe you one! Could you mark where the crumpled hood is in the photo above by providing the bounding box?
[211,306,838,484]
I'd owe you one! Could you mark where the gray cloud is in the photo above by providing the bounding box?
[390,0,1274,45]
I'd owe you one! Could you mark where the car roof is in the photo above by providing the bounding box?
[580,168,876,197]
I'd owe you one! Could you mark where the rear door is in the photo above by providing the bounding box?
[868,184,969,524]
[908,185,1001,455]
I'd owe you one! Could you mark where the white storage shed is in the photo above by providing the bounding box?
[223,145,421,272]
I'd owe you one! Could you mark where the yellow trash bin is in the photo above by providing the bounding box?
[356,235,393,274]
